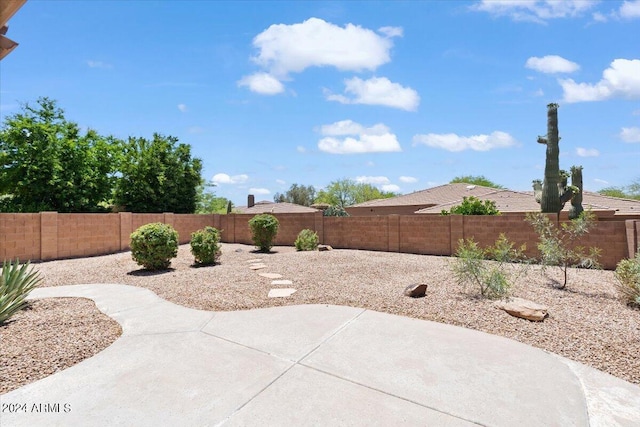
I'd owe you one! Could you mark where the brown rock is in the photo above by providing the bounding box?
[318,245,333,251]
[404,283,428,298]
[495,297,548,321]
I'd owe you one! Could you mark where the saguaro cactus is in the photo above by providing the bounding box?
[569,166,584,219]
[537,103,562,213]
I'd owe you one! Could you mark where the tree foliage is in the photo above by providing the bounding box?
[196,184,232,214]
[114,134,202,213]
[450,175,504,189]
[0,97,120,212]
[274,183,316,206]
[441,196,500,215]
[314,178,398,208]
[598,180,640,200]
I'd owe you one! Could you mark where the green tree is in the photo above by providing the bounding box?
[273,183,316,206]
[196,189,232,214]
[450,175,504,189]
[0,97,120,212]
[314,178,398,208]
[114,134,202,213]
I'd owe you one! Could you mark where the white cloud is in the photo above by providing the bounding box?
[237,72,285,95]
[399,176,418,183]
[560,59,640,103]
[249,187,270,195]
[296,145,306,153]
[592,11,608,22]
[355,176,391,185]
[471,0,596,23]
[525,55,580,74]
[576,147,600,157]
[381,184,401,192]
[412,131,518,152]
[86,60,113,69]
[633,109,640,116]
[594,178,609,185]
[325,77,420,111]
[620,127,640,143]
[212,173,249,184]
[533,88,545,97]
[250,18,396,78]
[317,120,402,154]
[276,179,286,185]
[177,103,187,112]
[620,0,640,19]
[378,26,403,38]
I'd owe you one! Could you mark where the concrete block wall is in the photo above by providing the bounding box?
[1,211,638,269]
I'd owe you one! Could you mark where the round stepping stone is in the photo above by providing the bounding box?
[246,258,263,263]
[268,288,296,298]
[271,279,293,286]
[259,273,282,279]
[249,264,267,270]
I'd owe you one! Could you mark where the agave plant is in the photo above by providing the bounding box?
[0,260,42,324]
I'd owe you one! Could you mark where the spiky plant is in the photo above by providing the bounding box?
[537,103,561,213]
[0,260,42,324]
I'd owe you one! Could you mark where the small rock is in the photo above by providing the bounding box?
[404,283,428,298]
[318,245,333,251]
[272,279,293,286]
[249,263,267,270]
[495,297,548,322]
[246,258,263,263]
[259,273,282,279]
[235,248,243,252]
[268,288,296,298]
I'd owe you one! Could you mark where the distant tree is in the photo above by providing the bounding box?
[314,178,398,208]
[0,97,120,212]
[273,183,316,206]
[114,134,202,213]
[598,180,640,200]
[196,187,232,214]
[450,175,505,189]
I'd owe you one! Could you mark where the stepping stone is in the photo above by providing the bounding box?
[268,288,296,298]
[249,264,267,270]
[271,279,293,286]
[246,258,263,263]
[259,273,283,279]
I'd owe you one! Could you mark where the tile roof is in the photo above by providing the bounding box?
[349,183,499,208]
[235,201,320,214]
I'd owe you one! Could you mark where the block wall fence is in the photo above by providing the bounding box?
[1,211,638,270]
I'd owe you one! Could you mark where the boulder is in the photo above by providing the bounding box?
[495,297,548,322]
[318,245,333,251]
[404,283,428,298]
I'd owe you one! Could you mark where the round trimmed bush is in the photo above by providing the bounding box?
[248,214,279,252]
[130,222,178,270]
[295,229,319,251]
[190,226,221,266]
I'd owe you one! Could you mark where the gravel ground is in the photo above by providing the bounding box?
[1,243,639,394]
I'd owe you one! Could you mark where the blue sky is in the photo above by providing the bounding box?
[1,0,639,206]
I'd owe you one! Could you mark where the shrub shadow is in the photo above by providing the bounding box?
[127,268,175,276]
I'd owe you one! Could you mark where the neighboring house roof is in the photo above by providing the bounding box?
[1,0,27,61]
[235,201,319,214]
[414,187,640,215]
[349,183,499,208]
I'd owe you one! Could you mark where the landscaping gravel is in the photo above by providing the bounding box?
[1,243,638,395]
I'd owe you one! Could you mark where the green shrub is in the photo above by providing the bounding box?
[525,211,600,289]
[1,260,42,324]
[441,196,500,216]
[614,251,640,307]
[130,222,178,270]
[190,226,221,266]
[295,229,319,251]
[248,214,279,252]
[451,235,526,299]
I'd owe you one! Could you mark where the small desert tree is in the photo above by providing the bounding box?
[525,211,600,289]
